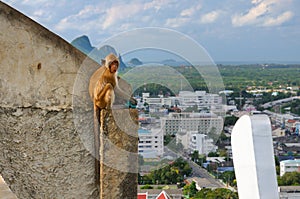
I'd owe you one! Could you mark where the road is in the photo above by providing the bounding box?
[187,160,225,188]
[163,147,225,188]
[262,96,300,109]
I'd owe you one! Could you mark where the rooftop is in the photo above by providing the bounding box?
[280,159,300,164]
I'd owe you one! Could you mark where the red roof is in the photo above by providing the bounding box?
[137,193,147,199]
[156,191,171,199]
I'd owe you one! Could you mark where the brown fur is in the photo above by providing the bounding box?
[90,54,119,185]
[89,54,137,185]
[93,68,117,109]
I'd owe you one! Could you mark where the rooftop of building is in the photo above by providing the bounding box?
[280,159,300,164]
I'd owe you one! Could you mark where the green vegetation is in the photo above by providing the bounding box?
[139,158,192,185]
[183,181,198,198]
[280,99,300,115]
[224,116,239,126]
[120,64,300,96]
[140,184,154,189]
[278,171,300,186]
[218,64,300,90]
[194,188,238,199]
[219,171,236,187]
[184,181,238,199]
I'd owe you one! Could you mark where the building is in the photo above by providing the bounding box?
[138,189,181,199]
[177,90,223,111]
[138,128,164,159]
[140,91,224,113]
[161,112,223,136]
[176,130,217,155]
[278,186,300,199]
[280,159,300,177]
[189,132,217,155]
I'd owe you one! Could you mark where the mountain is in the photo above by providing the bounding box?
[71,35,126,70]
[127,58,143,67]
[71,35,94,54]
[161,59,189,67]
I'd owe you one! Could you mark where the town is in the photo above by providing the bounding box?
[136,86,300,199]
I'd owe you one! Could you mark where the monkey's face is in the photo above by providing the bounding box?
[110,61,119,73]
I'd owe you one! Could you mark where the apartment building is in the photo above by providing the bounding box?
[138,128,164,159]
[161,112,223,135]
[189,132,217,155]
[176,130,217,155]
[177,91,223,111]
[280,159,300,176]
[140,91,223,112]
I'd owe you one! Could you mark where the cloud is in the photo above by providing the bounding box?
[54,3,106,32]
[165,3,202,28]
[21,0,49,5]
[262,11,293,27]
[232,0,294,27]
[54,1,174,32]
[165,17,190,28]
[200,10,221,24]
[30,9,53,22]
[144,0,172,12]
[102,4,142,29]
[180,4,202,17]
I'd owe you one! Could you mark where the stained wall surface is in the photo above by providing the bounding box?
[0,2,137,198]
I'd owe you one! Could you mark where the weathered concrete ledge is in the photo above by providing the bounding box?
[0,2,138,198]
[100,109,138,199]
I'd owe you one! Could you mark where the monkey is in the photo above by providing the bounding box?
[89,53,136,184]
[93,54,118,110]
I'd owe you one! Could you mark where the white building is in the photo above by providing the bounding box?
[280,159,300,177]
[161,112,223,136]
[176,130,217,155]
[140,91,224,112]
[189,132,217,155]
[138,128,164,159]
[177,91,223,111]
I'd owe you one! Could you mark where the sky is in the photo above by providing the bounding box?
[2,0,300,63]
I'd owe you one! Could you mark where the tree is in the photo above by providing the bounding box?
[139,158,191,185]
[219,171,236,187]
[224,116,239,126]
[183,164,192,177]
[208,151,218,157]
[218,149,228,157]
[278,171,300,186]
[191,150,199,162]
[164,134,174,145]
[194,188,238,199]
[183,181,198,197]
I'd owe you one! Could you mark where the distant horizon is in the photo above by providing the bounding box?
[71,35,300,66]
[214,60,300,65]
[122,57,300,66]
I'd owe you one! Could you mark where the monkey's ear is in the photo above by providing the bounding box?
[101,59,106,65]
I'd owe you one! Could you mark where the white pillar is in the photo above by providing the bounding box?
[231,115,279,199]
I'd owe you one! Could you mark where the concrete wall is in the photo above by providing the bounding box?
[0,2,137,198]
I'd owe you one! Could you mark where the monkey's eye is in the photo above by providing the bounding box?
[111,61,119,66]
